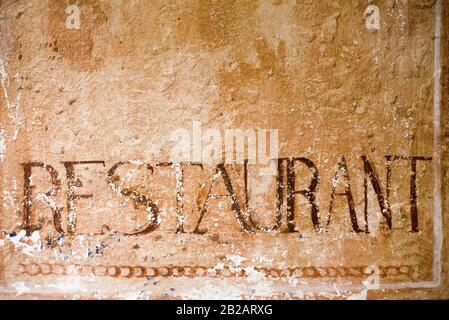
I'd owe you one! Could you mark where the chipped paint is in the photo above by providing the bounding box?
[0,0,448,300]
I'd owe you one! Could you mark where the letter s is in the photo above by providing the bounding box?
[107,161,160,235]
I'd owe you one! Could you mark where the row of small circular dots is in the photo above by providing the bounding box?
[17,263,418,279]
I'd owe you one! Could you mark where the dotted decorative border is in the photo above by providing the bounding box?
[17,263,421,280]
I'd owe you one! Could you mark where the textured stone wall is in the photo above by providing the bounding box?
[0,0,448,299]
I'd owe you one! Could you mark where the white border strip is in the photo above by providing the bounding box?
[431,0,443,288]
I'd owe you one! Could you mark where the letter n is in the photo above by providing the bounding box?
[361,156,392,232]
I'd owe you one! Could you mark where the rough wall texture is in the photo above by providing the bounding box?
[0,0,448,299]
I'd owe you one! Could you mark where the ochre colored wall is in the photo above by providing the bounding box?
[0,0,448,299]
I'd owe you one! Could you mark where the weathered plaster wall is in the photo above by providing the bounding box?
[0,0,448,299]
